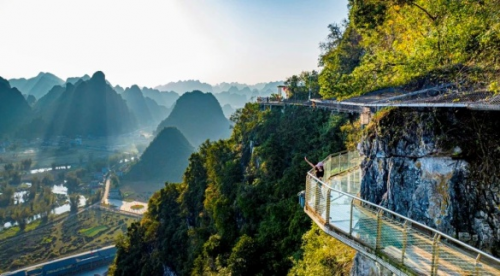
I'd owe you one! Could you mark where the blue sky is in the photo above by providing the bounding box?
[0,0,348,87]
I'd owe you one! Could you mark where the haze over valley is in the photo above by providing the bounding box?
[3,1,499,275]
[0,69,284,273]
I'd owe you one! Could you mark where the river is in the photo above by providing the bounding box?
[2,183,87,229]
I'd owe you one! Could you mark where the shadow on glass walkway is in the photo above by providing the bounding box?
[303,151,500,275]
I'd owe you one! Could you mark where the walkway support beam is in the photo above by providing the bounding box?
[325,188,331,224]
[431,234,441,276]
[401,221,408,265]
[349,199,354,236]
[376,210,384,251]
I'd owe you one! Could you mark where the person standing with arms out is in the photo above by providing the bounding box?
[305,156,324,180]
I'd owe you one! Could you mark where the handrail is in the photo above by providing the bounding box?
[258,95,500,111]
[307,171,500,265]
[305,151,500,274]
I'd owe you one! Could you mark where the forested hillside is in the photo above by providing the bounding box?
[282,0,500,101]
[125,127,193,183]
[109,1,500,275]
[111,104,353,275]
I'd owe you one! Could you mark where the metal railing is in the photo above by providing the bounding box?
[304,151,500,275]
[258,99,364,114]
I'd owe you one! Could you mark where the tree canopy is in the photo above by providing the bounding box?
[111,103,351,275]
[319,0,500,100]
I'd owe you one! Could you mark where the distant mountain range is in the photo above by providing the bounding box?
[141,87,179,108]
[2,71,280,140]
[66,74,91,84]
[156,91,231,147]
[8,73,282,111]
[9,72,64,99]
[122,85,172,127]
[221,104,236,119]
[155,80,283,108]
[26,72,137,137]
[155,80,213,94]
[125,127,194,183]
[156,80,283,95]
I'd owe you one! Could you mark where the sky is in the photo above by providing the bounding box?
[0,0,348,88]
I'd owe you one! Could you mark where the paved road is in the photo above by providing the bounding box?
[102,177,110,204]
[1,245,115,275]
[102,174,147,216]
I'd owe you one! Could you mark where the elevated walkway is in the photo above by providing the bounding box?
[258,85,500,117]
[304,151,500,275]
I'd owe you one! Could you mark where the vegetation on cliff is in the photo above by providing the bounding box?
[111,104,353,275]
[318,0,500,100]
[109,1,500,274]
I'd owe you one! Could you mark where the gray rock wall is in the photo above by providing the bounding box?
[351,254,393,276]
[351,108,500,274]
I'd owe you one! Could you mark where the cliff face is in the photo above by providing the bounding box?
[354,108,500,273]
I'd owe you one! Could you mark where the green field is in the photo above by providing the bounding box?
[130,204,145,210]
[0,220,43,241]
[0,208,138,273]
[78,225,108,237]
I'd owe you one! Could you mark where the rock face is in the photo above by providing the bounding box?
[351,254,393,276]
[353,108,500,272]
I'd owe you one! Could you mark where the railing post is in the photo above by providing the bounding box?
[325,188,331,225]
[314,179,321,214]
[475,254,482,275]
[431,234,441,276]
[347,151,351,170]
[326,155,331,180]
[376,210,383,251]
[338,154,341,172]
[349,199,354,236]
[401,221,408,264]
[347,173,351,193]
[305,175,310,211]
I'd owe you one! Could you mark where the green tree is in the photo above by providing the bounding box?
[110,174,120,188]
[69,193,80,213]
[41,173,54,186]
[289,224,355,275]
[66,173,80,193]
[226,235,258,276]
[111,103,349,275]
[4,163,14,172]
[20,159,32,171]
[284,71,321,100]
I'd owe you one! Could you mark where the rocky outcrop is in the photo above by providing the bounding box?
[353,108,500,272]
[351,254,393,276]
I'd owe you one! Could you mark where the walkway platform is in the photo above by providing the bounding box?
[259,85,500,112]
[304,151,500,275]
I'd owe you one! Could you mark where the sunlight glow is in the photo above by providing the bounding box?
[0,0,348,86]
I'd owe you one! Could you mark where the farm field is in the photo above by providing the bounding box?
[0,208,138,273]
